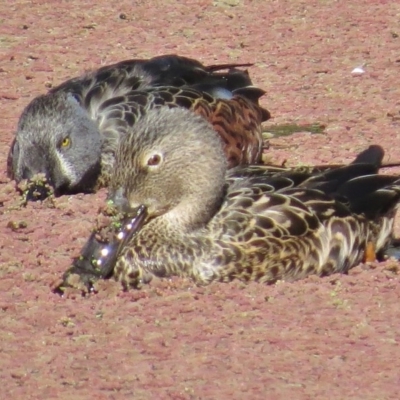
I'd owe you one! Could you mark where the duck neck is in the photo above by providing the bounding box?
[166,187,225,233]
[163,159,227,233]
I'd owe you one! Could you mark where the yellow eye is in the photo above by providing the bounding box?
[61,137,71,148]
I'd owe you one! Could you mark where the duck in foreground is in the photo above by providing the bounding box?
[56,107,400,293]
[7,54,269,199]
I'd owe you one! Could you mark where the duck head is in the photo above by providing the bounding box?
[108,107,227,231]
[7,92,102,198]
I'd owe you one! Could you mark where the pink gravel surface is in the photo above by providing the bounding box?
[1,0,400,399]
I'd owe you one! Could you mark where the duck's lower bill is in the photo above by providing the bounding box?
[53,204,147,295]
[17,173,54,202]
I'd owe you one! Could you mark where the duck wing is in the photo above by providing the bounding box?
[297,145,400,220]
[196,145,400,284]
[136,54,255,92]
[216,145,400,257]
[50,54,259,108]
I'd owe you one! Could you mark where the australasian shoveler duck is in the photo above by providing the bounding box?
[57,107,400,292]
[7,54,270,198]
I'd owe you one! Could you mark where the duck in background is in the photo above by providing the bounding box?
[7,54,270,199]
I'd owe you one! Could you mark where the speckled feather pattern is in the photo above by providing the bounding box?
[101,107,400,290]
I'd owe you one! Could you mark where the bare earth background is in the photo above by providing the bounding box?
[1,1,400,398]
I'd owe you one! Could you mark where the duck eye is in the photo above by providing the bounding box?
[147,153,162,167]
[61,137,71,148]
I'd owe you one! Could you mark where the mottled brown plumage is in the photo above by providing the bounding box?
[7,54,269,198]
[57,107,400,292]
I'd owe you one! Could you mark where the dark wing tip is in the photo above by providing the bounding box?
[351,145,384,167]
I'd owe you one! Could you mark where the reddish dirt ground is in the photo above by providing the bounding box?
[1,1,400,398]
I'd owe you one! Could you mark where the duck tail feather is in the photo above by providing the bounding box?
[351,145,384,166]
[337,175,400,218]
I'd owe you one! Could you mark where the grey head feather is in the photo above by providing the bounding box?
[9,92,102,194]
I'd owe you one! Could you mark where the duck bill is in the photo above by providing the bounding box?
[25,178,54,201]
[56,205,147,293]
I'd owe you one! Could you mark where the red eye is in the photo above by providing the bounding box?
[147,154,162,166]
